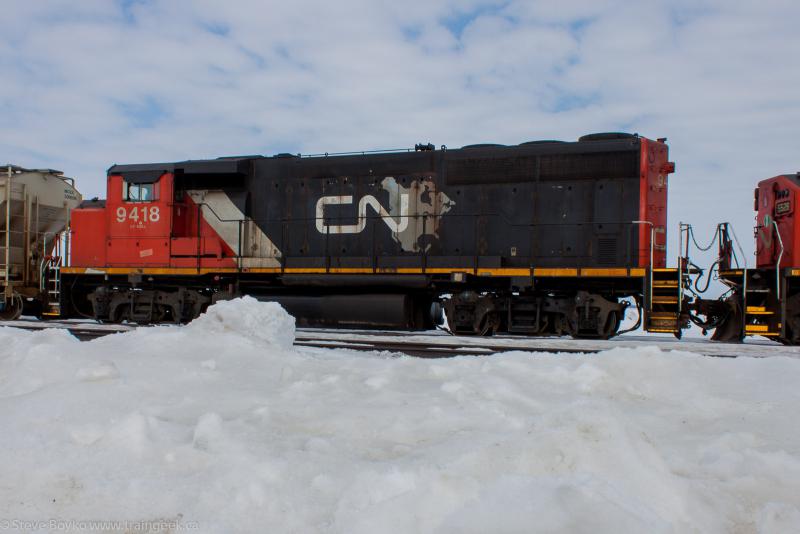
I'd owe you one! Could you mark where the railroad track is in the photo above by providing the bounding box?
[293,336,599,358]
[0,319,133,341]
[2,319,787,358]
[0,320,600,357]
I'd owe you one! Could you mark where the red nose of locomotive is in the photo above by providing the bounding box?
[755,172,800,269]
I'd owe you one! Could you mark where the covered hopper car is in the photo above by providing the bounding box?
[0,165,82,319]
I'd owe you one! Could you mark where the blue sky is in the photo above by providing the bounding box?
[2,0,799,261]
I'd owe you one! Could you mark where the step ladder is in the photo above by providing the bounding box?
[742,219,784,338]
[743,271,780,338]
[42,256,62,317]
[646,268,685,335]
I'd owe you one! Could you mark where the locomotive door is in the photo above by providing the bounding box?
[593,179,624,266]
[106,174,171,267]
[757,180,794,269]
[533,181,583,267]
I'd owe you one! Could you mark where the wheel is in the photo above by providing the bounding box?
[476,312,499,336]
[429,301,445,327]
[0,294,23,320]
[600,311,620,340]
[778,321,800,345]
[110,304,130,324]
[779,295,800,345]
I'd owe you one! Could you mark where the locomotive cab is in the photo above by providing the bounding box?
[106,172,171,266]
[73,172,172,267]
[71,169,239,271]
[755,173,800,269]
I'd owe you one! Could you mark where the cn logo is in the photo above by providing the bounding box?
[313,176,454,252]
[315,193,409,234]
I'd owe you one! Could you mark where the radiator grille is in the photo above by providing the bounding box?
[446,150,640,185]
[598,238,618,265]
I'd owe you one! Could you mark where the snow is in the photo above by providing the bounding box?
[189,295,296,350]
[1,299,800,533]
[294,327,799,359]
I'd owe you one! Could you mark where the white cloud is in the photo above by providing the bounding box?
[1,0,798,266]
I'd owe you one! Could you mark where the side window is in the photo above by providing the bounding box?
[125,182,157,202]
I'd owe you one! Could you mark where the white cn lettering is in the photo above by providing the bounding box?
[316,194,410,234]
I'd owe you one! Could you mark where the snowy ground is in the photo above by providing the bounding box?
[293,327,800,359]
[1,298,800,533]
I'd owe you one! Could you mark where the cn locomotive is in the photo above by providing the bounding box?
[4,132,799,344]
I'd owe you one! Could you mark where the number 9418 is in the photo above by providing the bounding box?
[116,205,160,223]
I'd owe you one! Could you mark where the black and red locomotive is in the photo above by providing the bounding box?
[23,131,798,344]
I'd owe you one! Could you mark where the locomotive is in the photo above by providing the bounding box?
[6,132,799,344]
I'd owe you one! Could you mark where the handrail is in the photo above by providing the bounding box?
[677,222,689,313]
[631,220,654,315]
[726,223,748,272]
[196,201,652,229]
[4,166,11,292]
[773,220,784,296]
[189,202,657,285]
[715,223,737,269]
[195,200,650,267]
[39,257,50,293]
[303,147,420,157]
[724,222,748,333]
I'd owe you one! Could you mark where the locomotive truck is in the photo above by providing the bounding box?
[6,133,799,344]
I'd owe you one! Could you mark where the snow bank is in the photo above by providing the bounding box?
[0,298,799,533]
[187,295,295,349]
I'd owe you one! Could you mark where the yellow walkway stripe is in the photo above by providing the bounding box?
[62,265,651,278]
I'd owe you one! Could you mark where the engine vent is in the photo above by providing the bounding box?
[598,238,618,265]
[446,150,640,185]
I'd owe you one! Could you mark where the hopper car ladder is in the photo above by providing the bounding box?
[0,169,20,317]
[39,232,69,318]
[42,255,62,317]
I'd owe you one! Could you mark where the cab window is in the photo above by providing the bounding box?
[125,182,156,202]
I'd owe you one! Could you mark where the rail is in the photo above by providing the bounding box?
[0,319,759,358]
